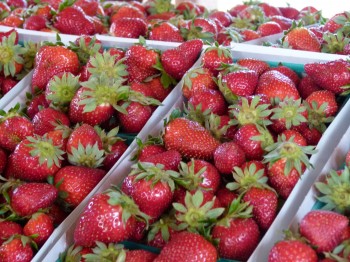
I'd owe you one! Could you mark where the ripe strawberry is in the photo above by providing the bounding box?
[305,90,338,117]
[182,67,217,99]
[1,77,18,94]
[73,189,148,247]
[212,199,260,260]
[209,11,232,27]
[26,93,50,120]
[256,70,300,100]
[216,186,238,208]
[144,76,172,101]
[213,141,246,175]
[304,60,350,95]
[202,45,232,76]
[279,6,299,19]
[163,117,220,161]
[283,27,321,52]
[281,129,307,146]
[182,18,217,42]
[228,4,248,16]
[268,239,318,262]
[23,15,47,31]
[73,0,99,16]
[110,4,146,23]
[126,250,158,262]
[268,65,301,86]
[0,15,24,28]
[259,3,282,17]
[241,160,267,177]
[217,27,243,46]
[141,150,182,171]
[103,140,128,171]
[297,75,322,100]
[32,107,70,136]
[23,212,53,246]
[32,45,80,92]
[292,124,322,146]
[0,221,22,245]
[257,21,282,37]
[0,235,33,261]
[149,22,184,42]
[160,39,203,80]
[155,231,217,262]
[236,58,270,76]
[54,6,95,35]
[270,15,293,31]
[10,182,58,217]
[300,210,349,253]
[323,12,350,33]
[241,29,261,41]
[54,166,106,208]
[188,89,227,116]
[110,17,147,38]
[133,137,165,161]
[47,204,68,227]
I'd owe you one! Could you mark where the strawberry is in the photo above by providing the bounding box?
[241,28,262,41]
[0,15,24,28]
[182,67,217,99]
[110,4,146,23]
[147,213,179,248]
[228,4,248,17]
[217,27,243,46]
[47,204,68,227]
[126,250,158,262]
[133,137,165,161]
[32,45,80,92]
[54,166,106,208]
[10,182,58,217]
[212,199,260,260]
[292,124,322,146]
[149,22,184,42]
[23,15,47,31]
[209,11,232,27]
[54,6,95,35]
[257,21,282,37]
[268,65,301,86]
[73,189,148,247]
[0,221,22,245]
[256,70,300,101]
[26,93,50,120]
[175,1,201,18]
[304,60,350,95]
[283,26,321,52]
[144,76,172,102]
[297,6,321,25]
[305,90,338,117]
[241,160,267,177]
[32,107,70,136]
[188,89,227,116]
[154,231,217,262]
[323,12,350,33]
[279,6,299,19]
[73,0,99,16]
[103,140,128,171]
[1,77,18,95]
[234,124,273,161]
[110,17,147,38]
[160,39,203,80]
[141,150,182,171]
[163,117,220,161]
[23,212,53,246]
[236,58,270,76]
[0,235,33,261]
[202,44,232,77]
[181,18,217,42]
[216,186,238,208]
[270,15,293,31]
[259,3,282,17]
[213,141,246,175]
[268,239,318,262]
[281,129,307,146]
[300,210,349,253]
[297,75,322,100]
[9,135,64,181]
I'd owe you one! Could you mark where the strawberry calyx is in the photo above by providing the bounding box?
[205,42,232,61]
[0,176,23,204]
[59,244,85,262]
[0,31,26,77]
[82,242,126,261]
[305,100,334,133]
[87,51,128,81]
[220,27,243,43]
[250,125,274,150]
[315,167,350,215]
[67,141,105,168]
[271,97,307,130]
[68,36,102,65]
[217,62,247,75]
[128,90,161,106]
[26,135,65,168]
[0,103,23,123]
[183,102,211,126]
[79,76,130,114]
[204,113,231,141]
[173,190,225,232]
[105,187,150,226]
[226,164,275,194]
[94,126,125,153]
[3,234,37,250]
[322,31,350,54]
[131,136,164,161]
[147,213,180,243]
[324,239,350,261]
[147,0,174,15]
[216,197,252,227]
[183,67,209,91]
[231,16,256,30]
[229,96,272,126]
[130,162,180,192]
[46,73,80,111]
[18,41,40,80]
[180,22,215,43]
[153,57,177,89]
[298,7,323,26]
[177,159,207,191]
[57,0,76,12]
[263,134,316,176]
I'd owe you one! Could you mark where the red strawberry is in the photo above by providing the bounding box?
[23,212,53,246]
[73,0,99,16]
[304,60,350,95]
[283,27,321,52]
[268,239,318,262]
[0,235,33,262]
[138,144,166,162]
[213,141,246,175]
[202,45,232,76]
[297,75,322,100]
[257,21,282,37]
[188,89,227,116]
[32,107,70,136]
[23,15,47,31]
[1,77,18,94]
[209,11,232,27]
[163,117,220,161]
[292,125,322,146]
[300,210,349,253]
[26,93,50,120]
[32,45,80,92]
[256,70,300,100]
[0,15,24,28]
[142,150,181,171]
[149,22,184,42]
[161,39,203,80]
[0,221,22,245]
[259,3,282,17]
[270,15,293,31]
[279,6,299,19]
[73,190,148,247]
[47,204,68,227]
[237,58,270,76]
[268,65,300,86]
[110,17,147,38]
[110,4,146,23]
[182,67,217,99]
[126,250,158,262]
[54,166,106,208]
[241,29,261,41]
[103,140,128,171]
[323,12,350,33]
[10,183,58,217]
[154,231,217,262]
[216,186,238,208]
[305,90,338,117]
[54,6,95,35]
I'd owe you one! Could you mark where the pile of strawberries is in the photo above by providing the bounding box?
[56,44,350,261]
[0,29,39,97]
[0,30,203,260]
[268,150,350,261]
[0,0,325,45]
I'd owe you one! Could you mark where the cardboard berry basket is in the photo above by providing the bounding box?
[36,44,350,262]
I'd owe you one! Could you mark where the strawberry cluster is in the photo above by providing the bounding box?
[0,34,203,260]
[0,0,325,45]
[269,153,350,261]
